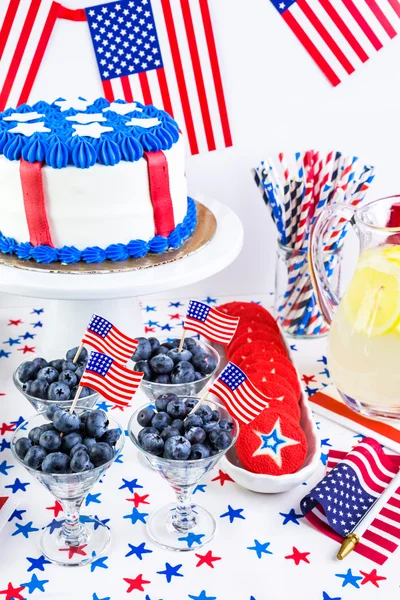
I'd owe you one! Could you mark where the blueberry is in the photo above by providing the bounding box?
[131,337,152,361]
[46,404,62,421]
[152,346,169,357]
[134,360,151,381]
[17,361,38,383]
[185,426,206,444]
[170,361,195,384]
[61,360,77,373]
[208,428,221,445]
[89,442,114,466]
[70,449,92,472]
[190,345,206,358]
[170,338,181,348]
[59,370,78,387]
[100,428,121,446]
[167,348,193,365]
[184,398,198,411]
[86,410,108,438]
[37,367,59,384]
[155,393,178,412]
[138,426,158,445]
[219,419,234,432]
[203,421,220,434]
[194,372,204,381]
[53,410,81,433]
[29,426,44,445]
[190,443,210,460]
[211,410,220,422]
[214,431,232,450]
[22,380,33,394]
[140,432,164,456]
[66,346,88,362]
[61,432,82,454]
[39,430,62,452]
[163,435,191,460]
[170,419,184,434]
[70,443,88,457]
[166,399,187,419]
[192,353,217,375]
[75,365,85,380]
[15,437,32,460]
[195,405,213,423]
[48,359,64,372]
[160,426,181,442]
[75,386,92,399]
[32,357,48,370]
[82,437,97,451]
[149,354,174,374]
[42,452,70,474]
[39,423,56,434]
[24,445,47,469]
[185,338,198,352]
[47,382,71,402]
[151,412,171,432]
[160,342,174,350]
[183,414,203,430]
[148,337,160,354]
[137,406,155,427]
[152,374,170,384]
[30,380,49,400]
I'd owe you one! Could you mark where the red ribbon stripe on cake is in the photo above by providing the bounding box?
[144,150,175,238]
[19,159,54,247]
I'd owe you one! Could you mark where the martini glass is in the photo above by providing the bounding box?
[128,398,239,551]
[11,410,124,566]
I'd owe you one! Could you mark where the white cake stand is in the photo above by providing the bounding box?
[0,196,243,354]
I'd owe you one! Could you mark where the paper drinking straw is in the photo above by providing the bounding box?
[278,152,290,182]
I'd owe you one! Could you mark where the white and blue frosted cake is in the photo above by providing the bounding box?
[0,97,196,264]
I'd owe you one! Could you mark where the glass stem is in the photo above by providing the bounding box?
[172,485,196,532]
[60,498,87,547]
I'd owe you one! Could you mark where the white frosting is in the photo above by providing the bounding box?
[126,117,160,128]
[8,122,51,137]
[71,123,114,138]
[102,102,142,115]
[4,112,45,122]
[0,135,187,249]
[66,113,106,124]
[54,99,90,111]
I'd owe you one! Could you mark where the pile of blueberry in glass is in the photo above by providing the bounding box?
[131,337,217,384]
[137,394,234,460]
[16,347,94,401]
[14,408,120,474]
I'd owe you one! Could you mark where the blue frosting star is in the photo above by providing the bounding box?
[335,568,363,588]
[169,301,183,307]
[93,595,111,600]
[188,592,216,600]
[96,401,112,412]
[3,337,20,346]
[0,460,14,475]
[90,553,108,572]
[177,532,205,548]
[279,508,304,525]
[0,349,11,358]
[31,308,44,314]
[26,555,51,572]
[31,321,43,328]
[157,562,183,583]
[144,306,156,312]
[123,507,148,525]
[119,478,143,493]
[20,331,35,340]
[125,541,153,560]
[322,593,342,600]
[46,518,64,534]
[5,477,30,493]
[160,323,173,331]
[12,521,39,538]
[205,297,217,304]
[193,484,207,494]
[86,493,101,506]
[20,573,49,593]
[0,439,11,452]
[8,508,26,521]
[247,540,273,558]
[220,505,245,523]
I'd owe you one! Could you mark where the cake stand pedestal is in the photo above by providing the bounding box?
[0,197,243,355]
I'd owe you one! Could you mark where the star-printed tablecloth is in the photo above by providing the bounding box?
[0,294,396,600]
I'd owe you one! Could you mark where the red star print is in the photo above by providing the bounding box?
[211,469,234,486]
[195,550,221,568]
[0,582,25,600]
[123,575,151,593]
[46,500,63,517]
[0,393,5,397]
[360,568,387,588]
[17,345,35,354]
[144,326,155,333]
[59,544,87,559]
[126,493,150,508]
[284,547,310,565]
[169,313,181,320]
[0,423,15,435]
[8,319,23,326]
[111,404,125,411]
[302,374,316,385]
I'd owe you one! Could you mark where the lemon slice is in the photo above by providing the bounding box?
[343,260,400,336]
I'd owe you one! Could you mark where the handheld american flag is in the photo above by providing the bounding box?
[81,314,138,365]
[207,362,270,425]
[183,300,239,345]
[79,351,143,407]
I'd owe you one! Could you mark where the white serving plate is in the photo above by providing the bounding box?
[220,329,320,493]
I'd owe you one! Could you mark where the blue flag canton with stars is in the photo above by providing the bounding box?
[269,0,297,13]
[187,301,211,322]
[85,0,164,81]
[88,315,113,338]
[301,461,377,536]
[220,363,247,391]
[86,352,114,376]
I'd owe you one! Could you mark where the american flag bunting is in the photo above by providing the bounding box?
[81,314,138,365]
[183,300,240,345]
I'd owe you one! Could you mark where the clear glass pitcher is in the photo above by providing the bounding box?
[310,195,400,420]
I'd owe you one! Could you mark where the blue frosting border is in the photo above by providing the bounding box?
[0,197,197,265]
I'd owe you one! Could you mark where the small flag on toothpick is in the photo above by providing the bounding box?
[77,314,138,365]
[182,300,240,345]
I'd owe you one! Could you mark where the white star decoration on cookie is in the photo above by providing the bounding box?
[71,123,114,138]
[252,418,300,468]
[8,122,51,137]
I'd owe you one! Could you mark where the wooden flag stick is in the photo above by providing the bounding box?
[178,329,186,353]
[69,385,83,414]
[187,389,209,417]
[73,342,84,364]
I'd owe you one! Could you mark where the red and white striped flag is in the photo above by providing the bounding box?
[269,0,400,86]
[208,362,270,424]
[80,351,143,407]
[183,300,240,345]
[81,314,138,365]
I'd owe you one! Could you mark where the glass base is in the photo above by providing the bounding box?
[147,502,216,552]
[341,391,400,421]
[138,450,156,471]
[39,518,111,566]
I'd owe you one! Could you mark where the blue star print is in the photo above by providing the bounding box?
[305,386,319,396]
[247,540,273,558]
[20,331,35,340]
[20,573,49,593]
[125,542,153,560]
[160,323,173,331]
[279,509,304,525]
[86,493,101,506]
[90,554,108,572]
[91,516,110,531]
[12,521,39,538]
[93,595,110,600]
[320,438,332,448]
[115,453,123,464]
[205,297,217,304]
[8,508,26,521]
[0,439,11,452]
[169,301,183,307]
[335,569,363,588]
[0,349,11,358]
[3,337,20,346]
[177,532,205,548]
[188,592,216,600]
[26,555,51,572]
[5,477,30,493]
[289,344,297,351]
[31,308,44,314]
[317,355,328,364]
[320,453,329,466]
[322,593,342,600]
[10,416,26,430]
[145,320,159,327]
[46,519,64,534]
[123,507,148,525]
[220,505,245,523]
[157,562,183,583]
[119,478,143,493]
[259,430,286,455]
[0,460,14,475]
[193,484,207,494]
[31,321,43,327]
[144,306,156,312]
[96,401,112,412]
